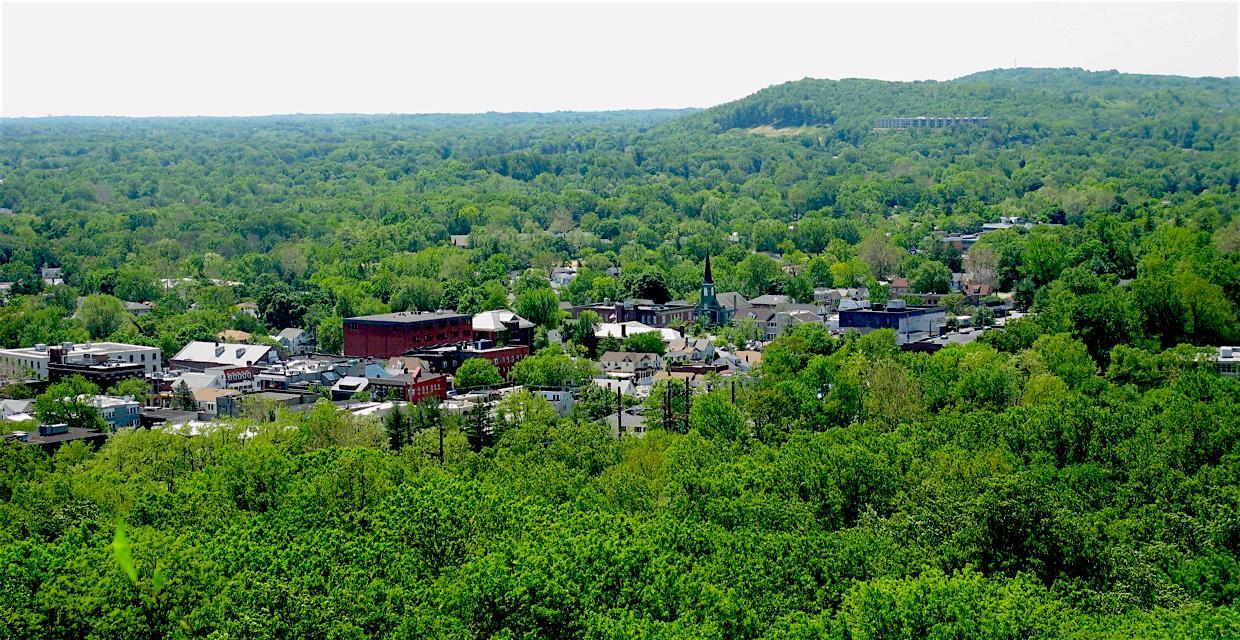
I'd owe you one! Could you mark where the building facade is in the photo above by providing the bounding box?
[344,312,472,358]
[0,342,162,380]
[839,301,947,344]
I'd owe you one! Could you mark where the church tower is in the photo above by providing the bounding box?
[694,254,731,326]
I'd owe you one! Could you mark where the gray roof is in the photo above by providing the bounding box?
[749,294,790,307]
[276,328,306,341]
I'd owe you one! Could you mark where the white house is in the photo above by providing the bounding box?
[599,351,662,382]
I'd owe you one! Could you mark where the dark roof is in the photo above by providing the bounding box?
[345,311,469,326]
[5,426,107,446]
[704,254,714,284]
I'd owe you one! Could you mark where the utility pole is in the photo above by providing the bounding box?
[664,382,671,431]
[684,377,691,433]
[616,387,623,436]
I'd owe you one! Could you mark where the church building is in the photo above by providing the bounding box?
[694,255,734,326]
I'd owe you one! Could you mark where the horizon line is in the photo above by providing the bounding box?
[6,66,1238,121]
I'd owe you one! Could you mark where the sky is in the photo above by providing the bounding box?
[2,1,1237,117]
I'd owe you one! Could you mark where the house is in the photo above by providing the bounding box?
[472,310,536,347]
[962,283,994,305]
[889,278,911,296]
[235,302,260,318]
[538,389,575,416]
[0,399,35,420]
[170,341,278,372]
[124,301,154,316]
[89,395,141,430]
[450,234,470,248]
[950,273,967,292]
[664,337,715,365]
[605,408,647,436]
[839,300,947,345]
[592,377,637,397]
[217,329,253,342]
[813,287,868,309]
[774,310,823,336]
[747,294,790,308]
[734,307,779,341]
[193,387,240,417]
[273,328,312,355]
[549,267,578,288]
[1215,347,1239,378]
[41,267,64,286]
[600,351,662,382]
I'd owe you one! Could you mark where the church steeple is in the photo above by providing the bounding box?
[696,253,730,326]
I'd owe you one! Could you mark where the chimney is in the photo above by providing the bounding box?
[678,325,685,338]
[621,323,627,338]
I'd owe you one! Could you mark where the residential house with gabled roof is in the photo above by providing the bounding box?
[599,351,662,382]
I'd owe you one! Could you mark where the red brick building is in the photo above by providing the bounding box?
[344,312,471,358]
[407,343,530,380]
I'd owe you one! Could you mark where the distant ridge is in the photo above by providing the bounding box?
[682,68,1238,138]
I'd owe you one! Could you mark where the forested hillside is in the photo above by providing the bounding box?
[0,68,1238,638]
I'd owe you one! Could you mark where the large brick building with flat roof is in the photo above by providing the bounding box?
[344,311,471,358]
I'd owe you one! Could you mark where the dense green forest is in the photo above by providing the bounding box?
[1,68,1238,637]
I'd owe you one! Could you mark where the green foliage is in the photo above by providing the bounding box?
[622,331,666,356]
[34,375,107,431]
[509,346,598,388]
[0,68,1238,637]
[454,358,503,391]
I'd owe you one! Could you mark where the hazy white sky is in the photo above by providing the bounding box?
[2,1,1237,117]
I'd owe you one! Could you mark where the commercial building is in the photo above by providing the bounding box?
[46,344,147,388]
[169,341,278,372]
[571,299,696,328]
[0,342,162,380]
[344,311,471,358]
[366,366,450,404]
[839,300,947,345]
[3,424,107,452]
[406,341,529,380]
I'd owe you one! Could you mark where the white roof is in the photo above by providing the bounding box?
[594,322,681,342]
[472,310,535,332]
[332,376,369,393]
[172,341,272,367]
